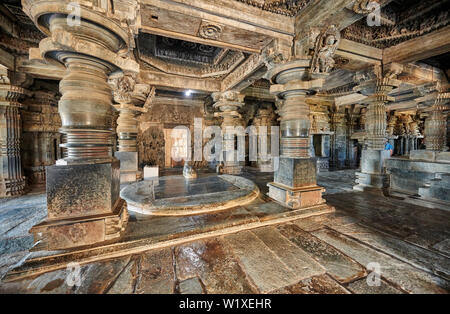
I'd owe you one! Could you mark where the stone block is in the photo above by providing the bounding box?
[46,160,120,220]
[115,151,138,171]
[267,182,326,209]
[409,150,436,161]
[144,166,159,179]
[436,152,450,163]
[274,157,317,188]
[360,149,390,174]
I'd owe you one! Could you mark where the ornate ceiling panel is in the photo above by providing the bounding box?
[153,36,223,65]
[137,32,247,79]
[342,0,450,49]
[235,0,312,17]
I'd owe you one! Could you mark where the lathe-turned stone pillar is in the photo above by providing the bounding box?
[213,91,245,175]
[266,60,329,209]
[115,103,146,182]
[0,67,26,197]
[354,76,400,191]
[23,1,139,250]
[22,91,61,188]
[111,74,147,183]
[252,107,276,172]
[424,91,449,152]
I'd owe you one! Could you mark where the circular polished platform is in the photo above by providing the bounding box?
[120,174,260,216]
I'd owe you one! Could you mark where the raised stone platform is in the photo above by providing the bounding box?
[3,175,333,282]
[386,154,450,205]
[121,174,259,216]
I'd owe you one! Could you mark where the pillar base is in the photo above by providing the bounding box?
[116,151,139,183]
[30,160,128,250]
[0,177,26,198]
[30,199,128,251]
[353,149,390,191]
[268,157,330,210]
[267,182,327,209]
[353,172,387,191]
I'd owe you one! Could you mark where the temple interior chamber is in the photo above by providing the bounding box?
[0,0,449,295]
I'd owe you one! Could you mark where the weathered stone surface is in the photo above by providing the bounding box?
[277,223,366,283]
[273,274,350,294]
[74,256,131,294]
[347,278,404,294]
[327,223,450,280]
[135,248,175,294]
[251,226,325,278]
[313,228,450,293]
[179,277,204,294]
[175,238,256,294]
[274,158,317,188]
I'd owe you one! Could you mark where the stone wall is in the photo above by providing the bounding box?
[138,103,203,169]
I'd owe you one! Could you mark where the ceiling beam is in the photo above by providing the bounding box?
[383,25,450,64]
[140,69,221,92]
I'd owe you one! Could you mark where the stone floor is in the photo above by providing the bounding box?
[0,169,449,294]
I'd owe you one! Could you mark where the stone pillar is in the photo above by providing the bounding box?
[424,91,449,152]
[354,76,400,191]
[213,91,245,175]
[253,107,276,172]
[266,60,329,209]
[330,110,347,169]
[23,1,138,250]
[346,111,358,168]
[22,91,61,188]
[114,103,146,182]
[0,67,26,197]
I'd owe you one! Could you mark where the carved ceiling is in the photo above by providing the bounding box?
[137,32,248,79]
[0,1,43,55]
[342,0,450,49]
[235,0,312,17]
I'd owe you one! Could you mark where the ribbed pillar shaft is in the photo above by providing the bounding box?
[0,81,26,197]
[425,92,449,151]
[58,54,114,162]
[365,79,395,150]
[116,106,139,152]
[278,91,311,158]
[213,91,245,175]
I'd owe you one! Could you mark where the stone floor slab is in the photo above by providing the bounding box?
[223,231,300,293]
[251,226,325,279]
[313,228,450,294]
[175,238,256,294]
[277,223,366,284]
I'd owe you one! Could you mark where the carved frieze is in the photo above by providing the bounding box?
[235,0,312,17]
[343,0,450,49]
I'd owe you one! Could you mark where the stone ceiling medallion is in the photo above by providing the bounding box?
[198,20,223,40]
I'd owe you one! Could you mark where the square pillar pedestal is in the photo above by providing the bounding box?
[30,159,128,250]
[267,158,327,209]
[354,149,391,191]
[116,151,139,183]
